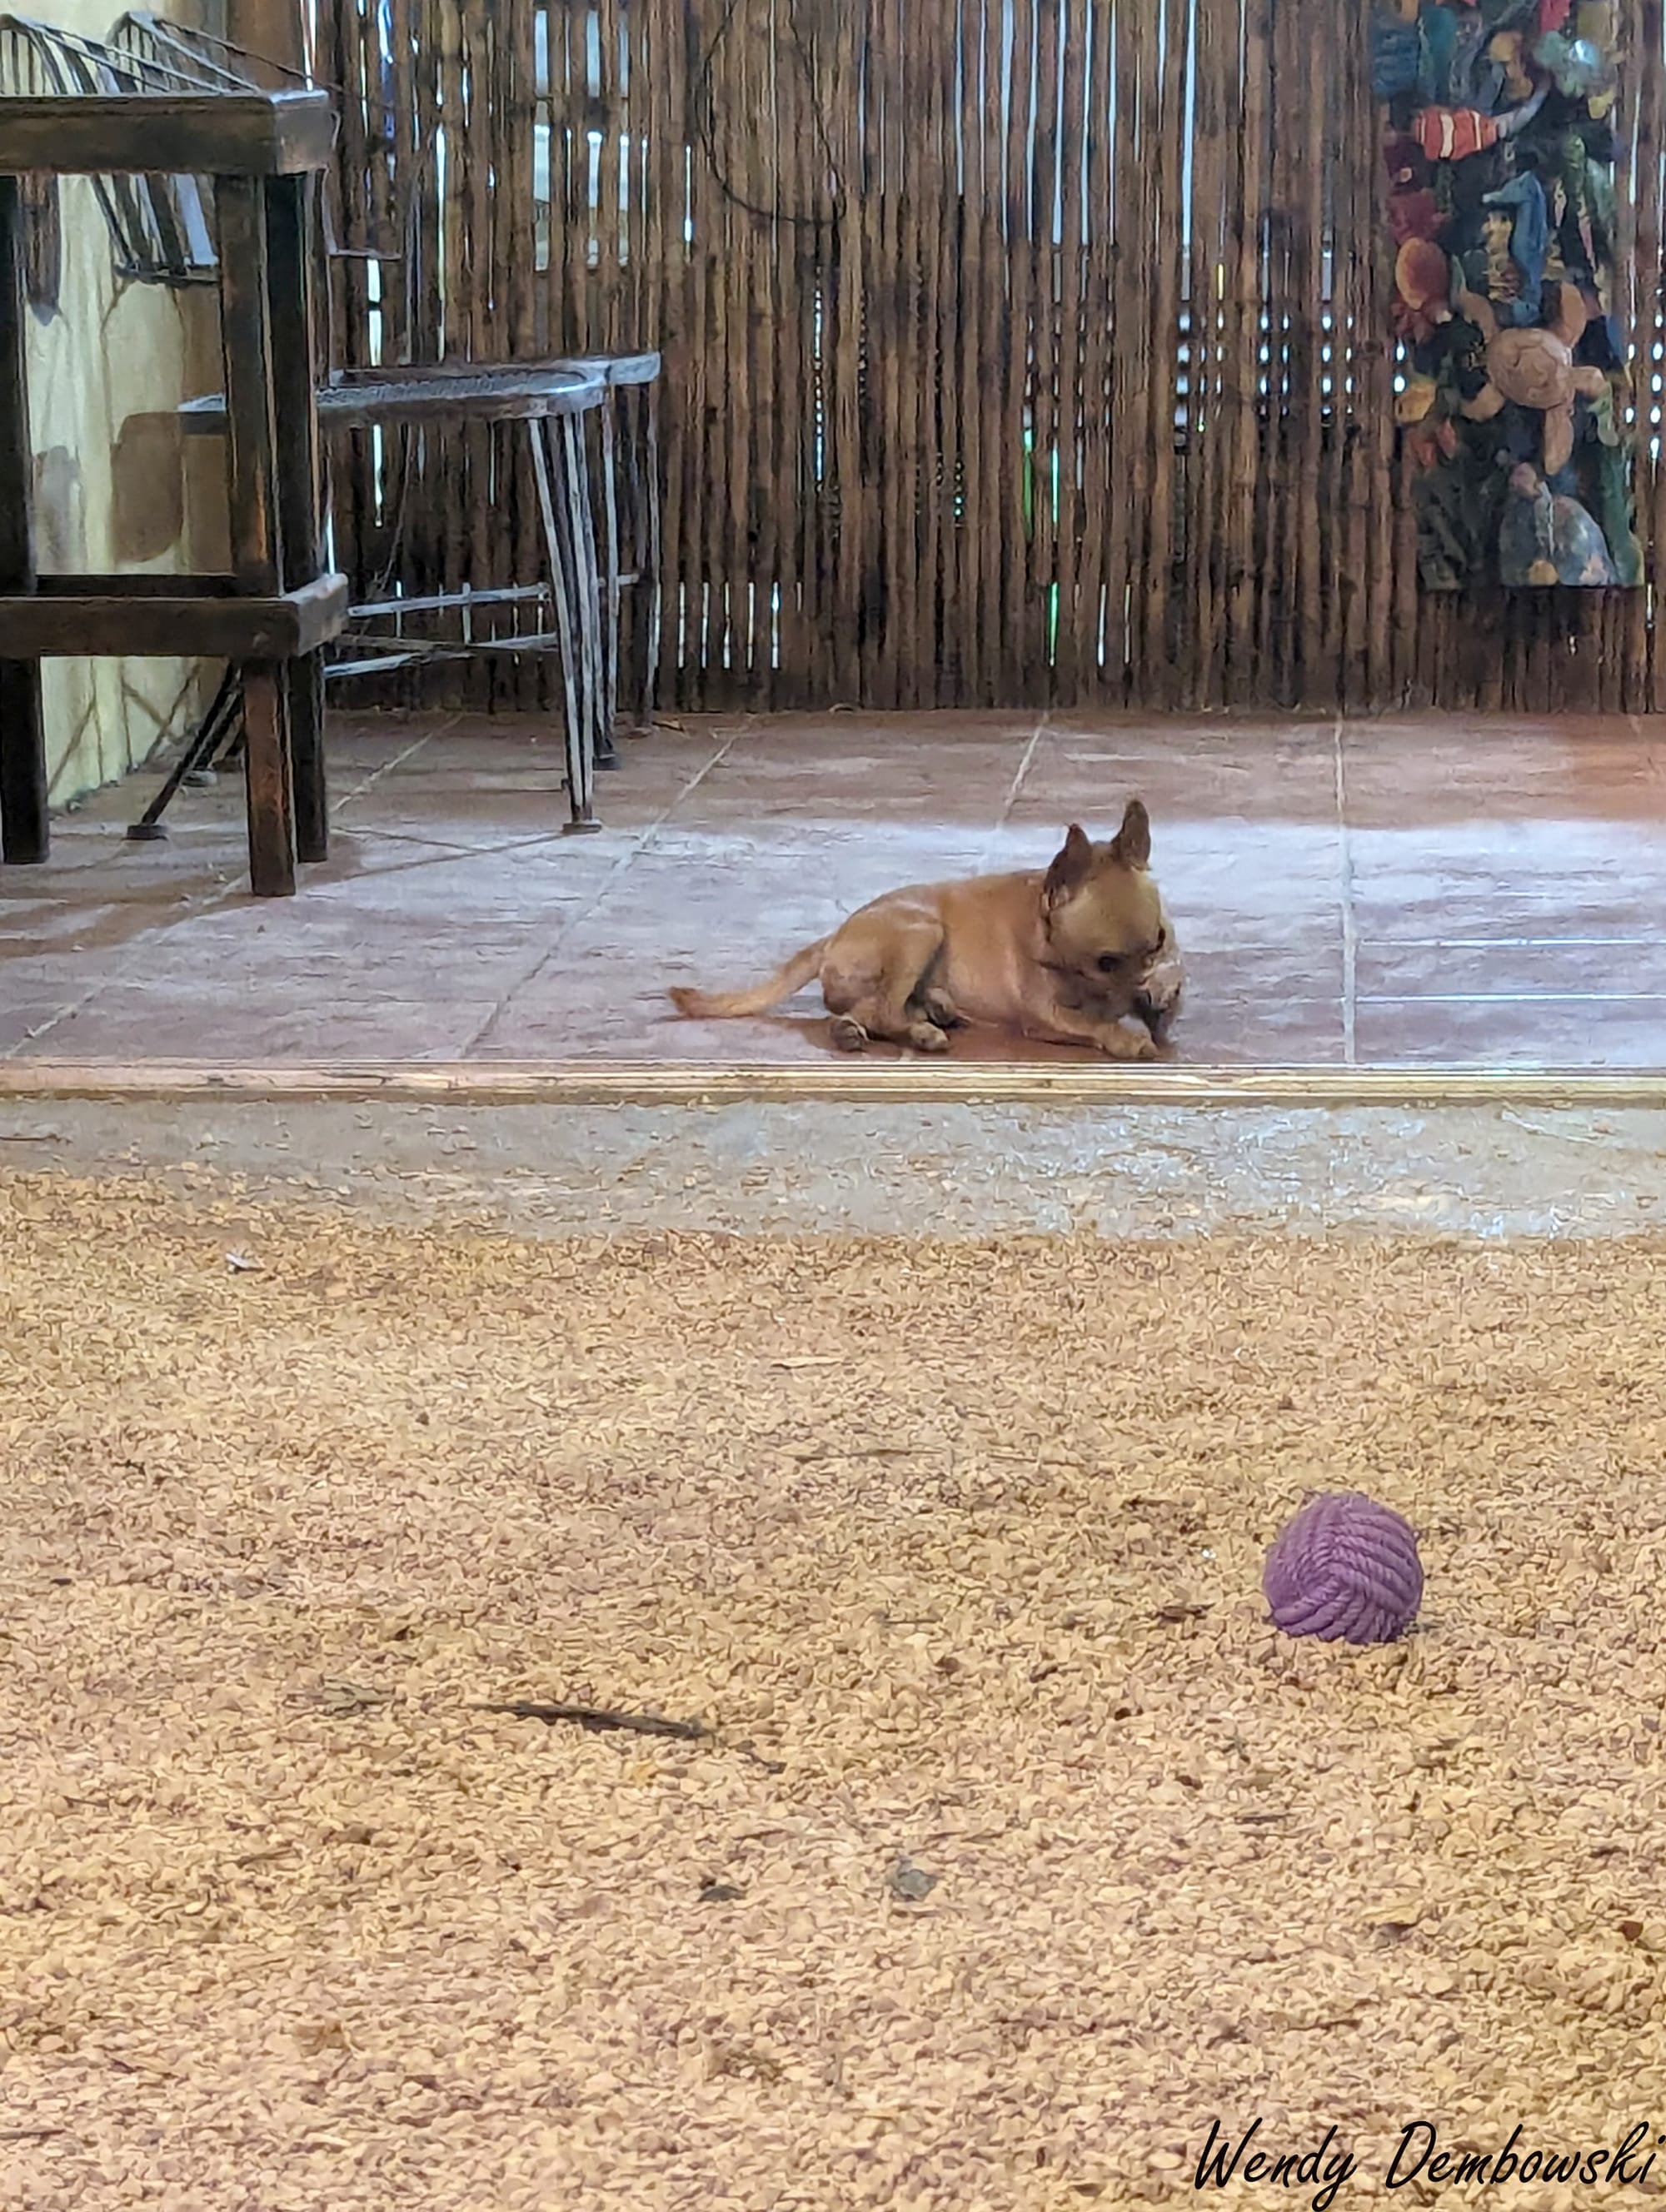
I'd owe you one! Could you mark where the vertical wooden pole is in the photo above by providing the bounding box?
[1075,0,1114,705]
[0,172,47,867]
[1144,0,1185,705]
[1052,0,1088,703]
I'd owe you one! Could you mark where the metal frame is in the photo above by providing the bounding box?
[162,366,611,835]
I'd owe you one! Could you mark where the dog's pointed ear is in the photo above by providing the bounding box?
[1110,798,1151,869]
[1044,823,1095,907]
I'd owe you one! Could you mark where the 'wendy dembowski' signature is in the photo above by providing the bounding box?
[1194,2119,1666,2209]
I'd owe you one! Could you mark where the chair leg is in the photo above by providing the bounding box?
[640,380,663,731]
[596,396,621,768]
[566,413,610,782]
[527,416,599,834]
[615,382,649,740]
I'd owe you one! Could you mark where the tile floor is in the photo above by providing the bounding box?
[2,707,1664,1067]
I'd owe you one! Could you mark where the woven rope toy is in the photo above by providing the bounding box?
[1262,1492,1424,1646]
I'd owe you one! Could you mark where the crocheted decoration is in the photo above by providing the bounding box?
[1263,1492,1424,1646]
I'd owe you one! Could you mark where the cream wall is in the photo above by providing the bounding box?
[23,1,224,806]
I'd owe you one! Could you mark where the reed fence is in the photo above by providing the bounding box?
[316,0,1666,715]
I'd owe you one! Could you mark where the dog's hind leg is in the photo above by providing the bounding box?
[822,918,950,1054]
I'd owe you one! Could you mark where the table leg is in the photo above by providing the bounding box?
[216,177,296,897]
[265,172,329,864]
[242,664,297,896]
[0,172,47,866]
[284,655,327,860]
[0,666,45,866]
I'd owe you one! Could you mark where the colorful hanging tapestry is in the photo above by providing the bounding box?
[1374,0,1639,588]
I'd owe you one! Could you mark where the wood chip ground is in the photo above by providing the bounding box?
[2,1174,1665,2210]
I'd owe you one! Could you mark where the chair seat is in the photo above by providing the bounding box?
[182,365,607,433]
[324,650,431,680]
[555,350,662,387]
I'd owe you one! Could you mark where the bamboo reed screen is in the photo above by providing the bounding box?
[318,0,1666,716]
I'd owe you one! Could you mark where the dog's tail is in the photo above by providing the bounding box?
[669,935,831,1020]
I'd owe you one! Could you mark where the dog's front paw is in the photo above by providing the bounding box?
[1100,1024,1158,1063]
[1135,994,1180,1044]
[1135,954,1185,1031]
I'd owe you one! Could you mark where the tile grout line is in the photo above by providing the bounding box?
[1364,991,1666,1005]
[11,864,277,1059]
[984,719,1048,864]
[327,717,454,813]
[1627,712,1664,783]
[457,727,745,1055]
[1334,715,1356,1067]
[1002,720,1048,821]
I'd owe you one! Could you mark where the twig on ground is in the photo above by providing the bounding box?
[478,1700,708,1740]
[478,1700,786,1772]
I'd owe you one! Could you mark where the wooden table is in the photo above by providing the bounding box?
[0,89,346,895]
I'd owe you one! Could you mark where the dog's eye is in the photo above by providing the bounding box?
[1096,953,1123,974]
[1153,927,1167,953]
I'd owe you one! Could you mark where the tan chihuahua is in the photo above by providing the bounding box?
[669,800,1184,1059]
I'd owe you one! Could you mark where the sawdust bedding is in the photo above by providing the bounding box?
[2,1174,1666,2212]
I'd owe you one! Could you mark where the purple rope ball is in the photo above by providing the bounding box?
[1263,1492,1424,1646]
